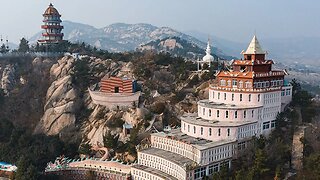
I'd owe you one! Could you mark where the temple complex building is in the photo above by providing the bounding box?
[38,3,64,44]
[89,76,141,109]
[44,35,293,180]
[131,35,292,180]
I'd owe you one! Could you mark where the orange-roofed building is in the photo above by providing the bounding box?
[89,76,140,109]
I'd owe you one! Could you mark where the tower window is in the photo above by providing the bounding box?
[218,129,221,136]
[209,128,212,136]
[235,111,238,118]
[217,110,220,118]
[240,66,246,71]
[201,127,203,135]
[249,94,251,102]
[227,80,231,87]
[258,94,260,102]
[239,81,243,88]
[209,109,212,117]
[240,94,243,101]
[244,110,247,118]
[252,110,254,117]
[224,93,226,100]
[232,80,237,86]
[232,94,234,101]
[218,93,220,99]
[227,129,230,136]
[226,111,229,118]
[194,126,196,134]
[114,87,120,93]
[188,125,190,132]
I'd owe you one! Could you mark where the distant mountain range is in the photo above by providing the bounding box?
[29,21,233,59]
[138,36,221,59]
[29,21,320,65]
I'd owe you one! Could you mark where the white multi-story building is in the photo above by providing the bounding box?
[131,35,292,180]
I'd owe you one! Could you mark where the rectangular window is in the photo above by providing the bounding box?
[218,128,221,136]
[212,92,215,99]
[240,94,243,101]
[194,126,196,133]
[263,122,270,130]
[217,110,220,118]
[201,127,203,135]
[249,94,251,102]
[232,94,234,101]
[209,128,212,136]
[227,129,230,136]
[188,125,190,132]
[224,93,226,100]
[271,120,276,128]
[203,108,205,115]
[244,111,246,118]
[252,110,254,118]
[226,111,229,118]
[235,111,238,118]
[218,93,220,99]
[258,94,260,102]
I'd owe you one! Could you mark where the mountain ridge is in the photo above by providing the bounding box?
[29,21,233,59]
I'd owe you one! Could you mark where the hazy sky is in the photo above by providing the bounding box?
[1,0,320,44]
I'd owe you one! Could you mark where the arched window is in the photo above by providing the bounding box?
[226,111,229,118]
[227,129,230,136]
[239,81,243,88]
[235,111,238,118]
[227,80,231,87]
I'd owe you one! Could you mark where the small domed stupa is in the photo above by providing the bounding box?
[38,3,64,44]
[197,40,214,71]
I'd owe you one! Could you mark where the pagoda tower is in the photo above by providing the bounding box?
[38,3,64,44]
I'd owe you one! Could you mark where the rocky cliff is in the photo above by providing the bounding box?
[34,56,78,135]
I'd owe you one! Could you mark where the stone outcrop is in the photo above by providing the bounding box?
[34,56,78,135]
[0,64,16,95]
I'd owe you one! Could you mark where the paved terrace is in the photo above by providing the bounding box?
[139,147,194,168]
[152,129,236,150]
[198,99,262,110]
[181,113,257,127]
[132,165,178,180]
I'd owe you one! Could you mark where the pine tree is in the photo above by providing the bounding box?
[15,156,28,180]
[18,38,30,53]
